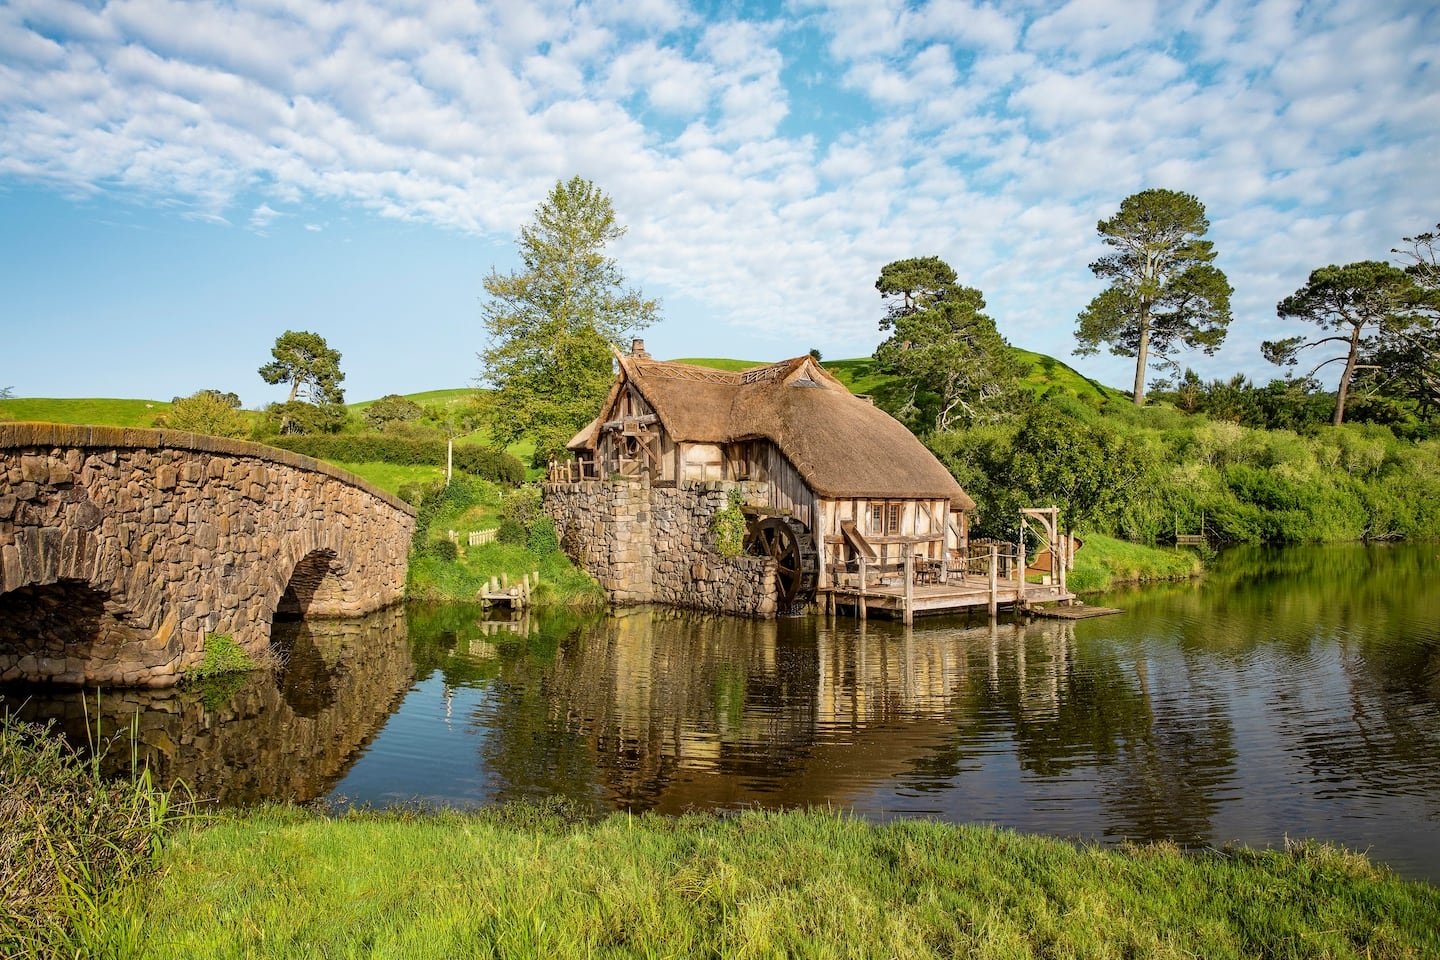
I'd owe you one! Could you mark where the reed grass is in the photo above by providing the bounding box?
[0,710,179,959]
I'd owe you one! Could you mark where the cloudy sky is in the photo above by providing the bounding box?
[1,0,1435,405]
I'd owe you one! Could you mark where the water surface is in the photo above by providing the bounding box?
[8,543,1440,882]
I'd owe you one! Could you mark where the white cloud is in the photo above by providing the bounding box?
[0,0,1433,386]
[249,202,283,231]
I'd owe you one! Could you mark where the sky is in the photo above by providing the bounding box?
[1,0,1436,407]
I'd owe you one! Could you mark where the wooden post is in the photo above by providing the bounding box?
[447,437,453,487]
[857,556,868,621]
[987,544,998,618]
[903,549,914,626]
[1014,526,1025,608]
[1058,532,1068,599]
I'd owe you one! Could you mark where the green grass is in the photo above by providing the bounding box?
[347,388,478,413]
[0,396,174,427]
[1069,532,1204,593]
[668,357,764,371]
[87,804,1440,959]
[331,460,446,495]
[182,633,255,680]
[1012,347,1130,405]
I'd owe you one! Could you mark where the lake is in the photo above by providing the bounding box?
[6,543,1439,883]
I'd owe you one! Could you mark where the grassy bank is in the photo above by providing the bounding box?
[1,717,176,958]
[1069,532,1204,593]
[86,804,1440,959]
[405,475,604,608]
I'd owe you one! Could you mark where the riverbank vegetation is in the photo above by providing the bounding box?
[403,475,603,608]
[0,715,176,958]
[73,803,1440,959]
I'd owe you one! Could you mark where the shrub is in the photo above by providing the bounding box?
[364,394,424,429]
[527,515,559,555]
[153,389,249,438]
[711,490,747,558]
[0,715,175,952]
[500,485,543,532]
[429,538,458,562]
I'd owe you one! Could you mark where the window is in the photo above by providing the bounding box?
[870,502,902,535]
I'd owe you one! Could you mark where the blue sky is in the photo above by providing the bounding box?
[1,0,1436,406]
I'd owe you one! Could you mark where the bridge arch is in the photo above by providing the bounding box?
[0,423,415,687]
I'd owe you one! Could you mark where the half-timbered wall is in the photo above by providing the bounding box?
[817,495,953,584]
[596,387,675,483]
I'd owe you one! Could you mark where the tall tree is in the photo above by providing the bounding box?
[1074,189,1233,405]
[1265,261,1433,425]
[259,330,346,435]
[259,330,345,405]
[480,176,658,464]
[873,256,1024,432]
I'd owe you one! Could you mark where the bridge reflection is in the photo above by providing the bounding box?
[3,605,413,805]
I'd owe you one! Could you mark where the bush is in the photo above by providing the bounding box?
[711,490,747,558]
[500,485,543,531]
[267,435,524,485]
[527,515,559,555]
[429,539,458,562]
[153,389,249,438]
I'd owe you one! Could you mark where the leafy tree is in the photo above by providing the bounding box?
[930,404,1153,540]
[873,256,1024,432]
[262,400,348,436]
[154,389,249,438]
[258,330,346,435]
[480,176,658,464]
[1075,189,1233,405]
[0,386,13,400]
[259,330,345,405]
[1266,261,1435,425]
[1386,225,1440,414]
[364,394,424,430]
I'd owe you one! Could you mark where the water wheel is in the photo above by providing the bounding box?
[745,517,819,611]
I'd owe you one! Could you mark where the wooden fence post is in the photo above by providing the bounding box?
[903,549,914,626]
[988,544,998,618]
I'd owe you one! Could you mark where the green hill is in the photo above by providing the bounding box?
[0,397,173,428]
[347,388,478,414]
[674,350,1126,406]
[1,347,1121,443]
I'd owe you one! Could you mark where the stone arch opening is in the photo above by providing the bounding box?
[275,549,346,620]
[0,580,148,684]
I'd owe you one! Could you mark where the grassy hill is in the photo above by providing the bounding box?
[674,348,1127,406]
[2,348,1123,435]
[0,397,174,428]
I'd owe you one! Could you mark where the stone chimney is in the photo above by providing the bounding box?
[630,338,650,359]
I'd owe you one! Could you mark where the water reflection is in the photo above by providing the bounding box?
[5,544,1440,883]
[3,606,413,805]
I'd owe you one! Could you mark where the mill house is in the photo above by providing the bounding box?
[545,341,1074,621]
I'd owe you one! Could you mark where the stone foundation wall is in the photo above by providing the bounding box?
[544,478,777,618]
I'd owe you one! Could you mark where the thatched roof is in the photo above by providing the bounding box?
[572,354,974,508]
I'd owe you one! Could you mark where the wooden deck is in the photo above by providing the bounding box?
[820,572,1074,623]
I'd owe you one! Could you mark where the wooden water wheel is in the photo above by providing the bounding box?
[745,516,819,610]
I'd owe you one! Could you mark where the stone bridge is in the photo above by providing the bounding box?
[0,423,415,687]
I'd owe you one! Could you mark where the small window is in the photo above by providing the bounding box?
[870,502,902,535]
